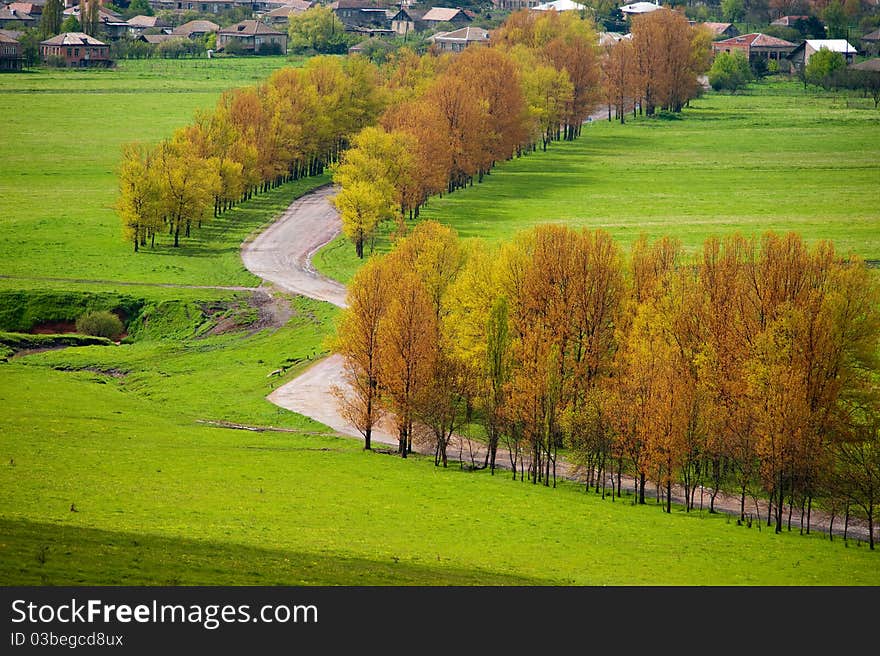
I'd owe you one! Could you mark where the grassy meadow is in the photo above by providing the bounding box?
[0,56,313,287]
[317,79,880,284]
[1,64,879,586]
[3,363,879,586]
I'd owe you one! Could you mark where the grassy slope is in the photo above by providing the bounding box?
[3,366,878,586]
[316,80,879,284]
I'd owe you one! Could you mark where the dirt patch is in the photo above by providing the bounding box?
[197,290,292,337]
[248,288,293,332]
[29,321,77,334]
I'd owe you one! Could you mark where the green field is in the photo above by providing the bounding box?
[316,79,880,285]
[0,56,308,287]
[3,361,878,586]
[1,65,878,586]
[424,81,880,257]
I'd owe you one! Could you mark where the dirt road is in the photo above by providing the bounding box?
[268,353,398,447]
[243,180,872,542]
[241,184,348,308]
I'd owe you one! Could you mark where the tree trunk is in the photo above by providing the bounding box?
[639,472,646,505]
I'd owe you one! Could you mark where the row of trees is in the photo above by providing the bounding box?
[118,8,711,254]
[117,55,384,250]
[332,9,712,260]
[600,8,712,122]
[334,224,880,546]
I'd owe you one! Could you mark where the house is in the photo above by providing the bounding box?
[330,0,390,30]
[429,25,488,52]
[390,7,425,35]
[532,0,586,10]
[171,20,220,39]
[421,7,472,28]
[770,15,810,27]
[348,35,394,56]
[619,2,661,19]
[136,33,177,45]
[253,0,300,10]
[860,27,880,56]
[0,6,37,29]
[39,31,111,66]
[788,39,858,71]
[0,31,23,71]
[491,0,542,9]
[597,31,630,47]
[126,15,169,36]
[217,19,288,54]
[166,0,239,13]
[849,57,880,72]
[696,22,738,39]
[7,3,42,16]
[712,33,797,71]
[262,1,313,28]
[62,6,129,39]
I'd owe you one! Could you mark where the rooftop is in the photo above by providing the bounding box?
[431,25,488,42]
[533,0,586,10]
[171,20,221,35]
[126,15,168,28]
[619,2,661,14]
[218,19,286,36]
[804,39,858,53]
[850,57,880,71]
[40,32,107,46]
[422,7,469,21]
[715,33,796,48]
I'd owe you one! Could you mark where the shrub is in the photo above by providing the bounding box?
[708,51,753,92]
[156,37,205,59]
[805,48,846,88]
[257,41,284,56]
[76,310,125,340]
[45,54,67,68]
[223,38,244,56]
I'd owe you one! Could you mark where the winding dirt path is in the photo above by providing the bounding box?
[241,184,348,308]
[239,184,397,448]
[242,181,873,542]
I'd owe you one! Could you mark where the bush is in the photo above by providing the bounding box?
[45,54,67,68]
[257,41,284,56]
[222,38,244,56]
[805,48,847,88]
[155,37,205,59]
[76,310,125,340]
[708,51,753,92]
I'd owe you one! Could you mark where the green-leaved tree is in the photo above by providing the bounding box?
[805,48,847,88]
[708,51,753,92]
[40,0,63,37]
[288,6,352,55]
